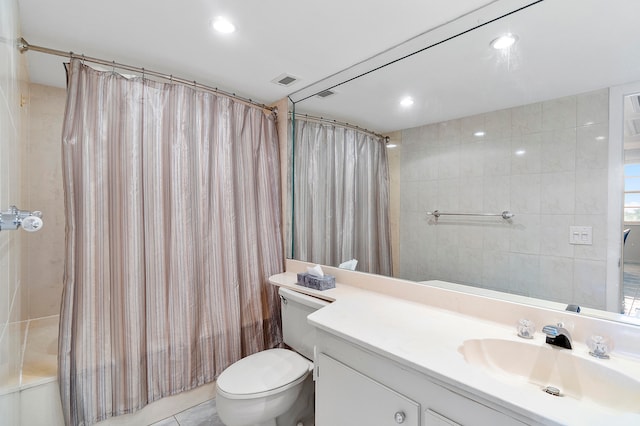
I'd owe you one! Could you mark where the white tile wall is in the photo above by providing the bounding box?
[22,84,66,319]
[398,88,610,309]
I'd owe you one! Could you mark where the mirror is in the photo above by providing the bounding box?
[289,0,640,323]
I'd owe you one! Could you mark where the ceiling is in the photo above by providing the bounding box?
[293,0,640,132]
[17,0,496,101]
[17,0,640,133]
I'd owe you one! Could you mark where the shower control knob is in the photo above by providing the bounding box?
[21,215,43,232]
[394,411,406,423]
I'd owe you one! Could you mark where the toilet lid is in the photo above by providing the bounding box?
[217,348,312,397]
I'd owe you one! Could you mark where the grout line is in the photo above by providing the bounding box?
[6,242,20,322]
[18,319,30,387]
[0,322,6,351]
[30,313,60,320]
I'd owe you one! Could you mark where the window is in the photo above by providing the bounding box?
[624,164,640,222]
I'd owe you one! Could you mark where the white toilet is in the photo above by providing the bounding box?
[216,287,329,426]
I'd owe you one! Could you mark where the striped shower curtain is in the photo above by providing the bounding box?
[293,118,392,276]
[59,59,284,425]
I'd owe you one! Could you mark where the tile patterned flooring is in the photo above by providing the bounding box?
[151,398,225,426]
[623,262,640,316]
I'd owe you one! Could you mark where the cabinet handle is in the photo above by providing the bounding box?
[394,411,406,423]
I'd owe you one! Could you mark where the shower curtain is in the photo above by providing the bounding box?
[59,59,284,425]
[293,118,392,275]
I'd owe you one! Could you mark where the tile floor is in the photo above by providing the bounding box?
[150,398,225,426]
[623,262,640,316]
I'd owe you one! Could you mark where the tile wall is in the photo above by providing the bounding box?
[0,0,28,422]
[398,88,610,309]
[21,83,66,319]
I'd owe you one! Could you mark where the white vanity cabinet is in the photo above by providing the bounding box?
[316,353,420,426]
[314,330,529,426]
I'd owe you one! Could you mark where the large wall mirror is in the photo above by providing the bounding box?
[288,0,640,325]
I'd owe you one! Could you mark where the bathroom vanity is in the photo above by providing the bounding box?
[270,260,640,426]
[314,331,525,425]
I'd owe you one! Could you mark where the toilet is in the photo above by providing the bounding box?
[216,287,329,426]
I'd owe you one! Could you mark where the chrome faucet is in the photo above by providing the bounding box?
[542,323,572,349]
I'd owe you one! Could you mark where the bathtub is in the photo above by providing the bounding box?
[0,315,64,426]
[0,314,217,426]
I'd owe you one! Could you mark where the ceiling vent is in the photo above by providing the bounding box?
[271,73,299,87]
[316,89,336,98]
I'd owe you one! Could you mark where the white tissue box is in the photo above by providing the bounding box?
[296,272,336,290]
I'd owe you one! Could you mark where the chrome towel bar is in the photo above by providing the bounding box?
[426,210,514,220]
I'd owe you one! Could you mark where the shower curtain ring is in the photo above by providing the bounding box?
[112,60,116,74]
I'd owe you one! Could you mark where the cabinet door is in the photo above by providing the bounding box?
[316,353,420,426]
[424,408,462,425]
[424,387,526,426]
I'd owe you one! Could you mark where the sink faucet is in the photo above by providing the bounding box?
[542,323,572,349]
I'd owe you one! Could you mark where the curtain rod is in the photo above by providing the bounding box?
[18,38,276,113]
[289,112,386,140]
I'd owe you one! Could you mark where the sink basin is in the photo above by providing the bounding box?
[459,338,640,412]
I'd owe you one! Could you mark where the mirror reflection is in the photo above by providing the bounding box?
[290,0,640,322]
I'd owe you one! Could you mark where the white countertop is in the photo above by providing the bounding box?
[269,270,640,426]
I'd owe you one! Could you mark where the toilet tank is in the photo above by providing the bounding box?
[279,287,330,360]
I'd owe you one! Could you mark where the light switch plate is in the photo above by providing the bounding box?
[569,226,592,245]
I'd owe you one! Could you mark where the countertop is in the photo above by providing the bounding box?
[269,270,640,425]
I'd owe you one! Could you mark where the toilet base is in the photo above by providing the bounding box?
[217,375,314,426]
[273,375,314,426]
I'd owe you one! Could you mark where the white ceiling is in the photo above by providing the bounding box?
[18,0,495,101]
[17,0,640,133]
[294,0,640,132]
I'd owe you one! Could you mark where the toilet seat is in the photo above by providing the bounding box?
[216,348,312,400]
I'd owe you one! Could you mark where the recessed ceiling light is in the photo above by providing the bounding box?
[515,149,526,156]
[473,131,486,137]
[400,97,414,107]
[212,17,236,34]
[491,33,517,50]
[386,144,398,149]
[595,136,606,141]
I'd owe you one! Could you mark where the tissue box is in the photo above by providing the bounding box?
[296,272,336,290]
